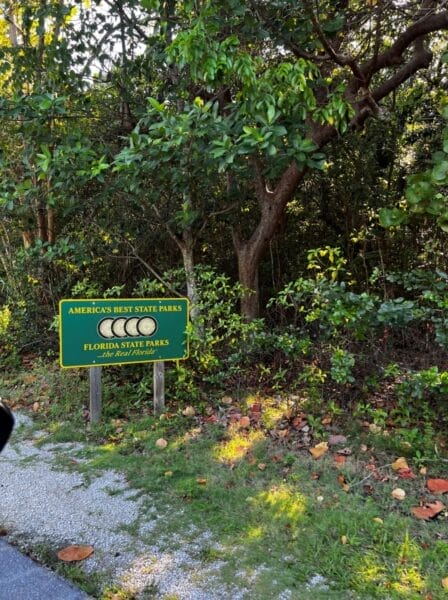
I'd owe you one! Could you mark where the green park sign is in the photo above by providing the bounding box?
[59,298,189,368]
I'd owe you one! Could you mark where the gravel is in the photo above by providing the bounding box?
[0,415,248,599]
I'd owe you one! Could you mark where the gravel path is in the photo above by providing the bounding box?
[0,415,248,599]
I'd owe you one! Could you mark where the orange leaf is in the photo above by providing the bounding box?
[57,545,94,562]
[411,501,445,521]
[427,479,448,494]
[398,468,416,480]
[239,416,251,428]
[337,474,350,493]
[334,455,346,466]
[309,442,329,460]
[197,478,207,485]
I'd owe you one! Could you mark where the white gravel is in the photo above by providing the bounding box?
[0,415,249,599]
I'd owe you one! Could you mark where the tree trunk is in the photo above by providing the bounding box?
[236,244,260,321]
[180,227,200,325]
[233,162,307,320]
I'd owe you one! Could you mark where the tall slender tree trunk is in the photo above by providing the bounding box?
[180,227,200,323]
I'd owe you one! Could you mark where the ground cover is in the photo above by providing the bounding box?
[1,359,448,599]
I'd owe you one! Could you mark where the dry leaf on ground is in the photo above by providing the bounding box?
[411,500,445,521]
[57,545,94,562]
[398,468,416,480]
[442,577,448,589]
[337,474,350,493]
[391,488,406,501]
[238,416,251,428]
[182,406,196,416]
[427,479,448,494]
[391,457,409,471]
[155,438,168,449]
[197,478,207,485]
[309,442,329,459]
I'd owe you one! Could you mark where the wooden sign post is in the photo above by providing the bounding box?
[89,366,102,424]
[153,361,165,416]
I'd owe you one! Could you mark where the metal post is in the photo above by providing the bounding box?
[89,366,102,424]
[153,361,165,416]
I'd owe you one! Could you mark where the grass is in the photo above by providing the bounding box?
[1,361,448,599]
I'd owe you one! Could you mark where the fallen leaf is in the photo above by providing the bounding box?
[197,478,207,485]
[311,472,320,480]
[328,434,347,446]
[321,415,332,425]
[32,402,40,412]
[341,535,348,545]
[420,466,428,475]
[258,463,266,471]
[337,474,350,493]
[164,471,173,477]
[334,455,346,466]
[309,442,329,459]
[221,396,233,405]
[316,495,324,503]
[182,406,195,417]
[392,457,409,471]
[360,444,368,453]
[398,468,416,480]
[411,501,445,521]
[57,545,94,562]
[392,488,406,501]
[250,403,262,413]
[442,577,448,589]
[277,428,289,438]
[155,438,168,449]
[239,416,251,428]
[373,517,383,524]
[427,479,448,494]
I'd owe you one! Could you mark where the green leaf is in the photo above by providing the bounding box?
[379,207,407,228]
[437,213,448,232]
[141,0,159,9]
[322,15,344,34]
[432,160,448,182]
[267,105,275,124]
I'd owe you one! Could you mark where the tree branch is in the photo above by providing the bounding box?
[361,9,448,79]
[302,0,366,82]
[372,39,433,103]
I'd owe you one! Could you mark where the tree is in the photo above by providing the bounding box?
[148,0,448,319]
